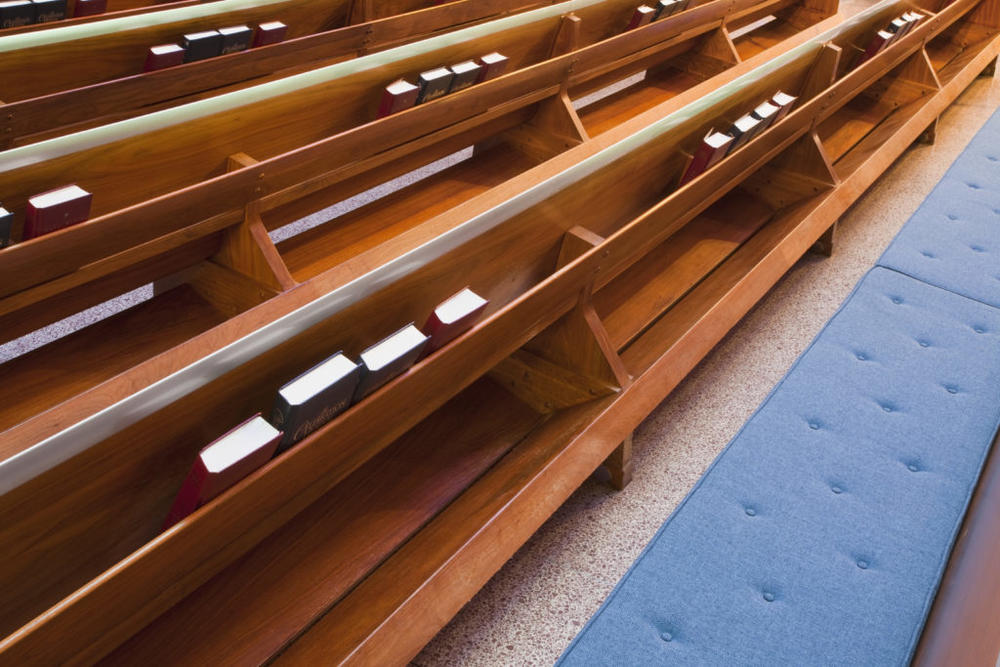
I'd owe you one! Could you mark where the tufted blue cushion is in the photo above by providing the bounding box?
[559,267,1000,666]
[879,107,1000,308]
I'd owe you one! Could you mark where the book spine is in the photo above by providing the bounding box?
[678,142,714,187]
[270,396,296,451]
[0,210,12,249]
[162,460,209,529]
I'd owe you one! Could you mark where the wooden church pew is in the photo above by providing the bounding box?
[0,0,996,661]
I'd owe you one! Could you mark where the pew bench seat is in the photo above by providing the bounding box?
[558,107,1000,666]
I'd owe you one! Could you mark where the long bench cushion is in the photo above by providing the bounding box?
[878,108,1000,308]
[558,266,1000,666]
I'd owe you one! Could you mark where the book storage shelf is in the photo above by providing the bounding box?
[0,0,556,144]
[0,0,826,148]
[1,0,997,663]
[0,0,836,430]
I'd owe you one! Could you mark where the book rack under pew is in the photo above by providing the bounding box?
[0,0,215,36]
[0,0,836,411]
[0,0,831,148]
[0,0,555,110]
[0,0,995,662]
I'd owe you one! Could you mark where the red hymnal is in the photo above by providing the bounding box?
[770,91,796,122]
[678,130,733,186]
[627,4,655,29]
[423,287,488,354]
[477,51,508,82]
[72,0,105,15]
[162,414,281,529]
[856,29,893,66]
[253,21,287,47]
[144,43,185,71]
[24,185,92,239]
[376,79,419,118]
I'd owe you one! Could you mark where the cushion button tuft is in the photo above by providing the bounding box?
[660,631,672,642]
[745,507,756,516]
[908,463,919,472]
[946,385,958,394]
[808,421,820,430]
[921,251,935,258]
[891,297,903,304]
[918,339,929,347]
[975,326,985,333]
[856,352,866,360]
[831,485,842,494]
[763,592,775,602]
[948,214,959,220]
[881,404,893,412]
[857,560,869,570]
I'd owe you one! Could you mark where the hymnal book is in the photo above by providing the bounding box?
[856,29,893,66]
[750,100,779,133]
[727,113,762,153]
[253,21,287,47]
[24,185,92,239]
[353,324,429,400]
[477,51,508,82]
[162,414,281,529]
[449,60,483,93]
[219,25,252,54]
[182,30,223,62]
[416,67,455,104]
[0,206,11,249]
[653,0,679,19]
[626,4,655,29]
[423,287,488,353]
[678,130,733,186]
[270,352,361,452]
[144,44,185,72]
[902,11,923,34]
[770,91,796,122]
[73,0,105,16]
[0,0,34,28]
[886,16,907,39]
[377,79,419,118]
[32,0,64,22]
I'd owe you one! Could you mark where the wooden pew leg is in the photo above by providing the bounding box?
[604,434,634,490]
[981,56,997,77]
[918,117,938,145]
[810,221,837,257]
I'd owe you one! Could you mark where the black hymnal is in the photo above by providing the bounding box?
[0,0,34,28]
[182,30,223,62]
[727,114,761,153]
[416,67,455,104]
[448,60,483,93]
[32,0,64,22]
[219,25,252,54]
[654,0,679,18]
[270,351,361,452]
[0,206,12,249]
[750,100,779,133]
[353,324,429,400]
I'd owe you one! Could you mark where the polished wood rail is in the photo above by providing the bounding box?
[0,0,553,106]
[0,0,215,35]
[1,0,997,662]
[0,0,834,368]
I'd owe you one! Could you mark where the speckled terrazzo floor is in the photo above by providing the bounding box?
[413,40,1000,667]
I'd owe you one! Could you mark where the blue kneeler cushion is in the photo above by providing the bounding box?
[879,107,1000,308]
[560,107,1000,667]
